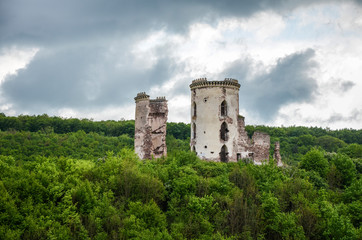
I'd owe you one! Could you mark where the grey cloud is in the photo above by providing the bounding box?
[2,45,178,113]
[341,80,355,92]
[216,57,252,81]
[222,49,319,121]
[2,0,355,48]
[1,0,360,118]
[327,113,344,123]
[322,78,355,94]
[327,109,362,124]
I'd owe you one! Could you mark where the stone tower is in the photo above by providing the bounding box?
[190,78,241,162]
[134,92,168,159]
[190,78,270,163]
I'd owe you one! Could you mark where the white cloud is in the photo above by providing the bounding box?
[0,47,38,83]
[230,2,362,129]
[168,94,190,123]
[124,2,362,129]
[233,11,286,42]
[0,47,38,115]
[57,104,135,121]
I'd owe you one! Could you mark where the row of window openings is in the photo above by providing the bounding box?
[192,122,228,141]
[193,100,227,117]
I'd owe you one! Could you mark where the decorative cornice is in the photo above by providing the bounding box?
[190,78,240,90]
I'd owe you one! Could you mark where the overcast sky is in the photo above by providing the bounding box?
[1,0,362,129]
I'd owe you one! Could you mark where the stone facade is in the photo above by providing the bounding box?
[134,92,168,159]
[190,78,271,163]
[251,131,270,164]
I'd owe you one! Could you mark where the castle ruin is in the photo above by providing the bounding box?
[134,78,281,164]
[134,92,168,159]
[190,78,271,164]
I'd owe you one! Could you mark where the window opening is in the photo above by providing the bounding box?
[221,100,227,116]
[193,102,197,117]
[237,153,241,161]
[220,122,229,141]
[193,123,196,139]
[220,145,229,163]
[192,146,196,152]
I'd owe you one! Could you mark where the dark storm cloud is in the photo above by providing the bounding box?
[2,45,177,112]
[2,0,354,47]
[222,49,318,121]
[1,0,360,116]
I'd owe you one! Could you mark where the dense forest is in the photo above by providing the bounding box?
[0,114,361,239]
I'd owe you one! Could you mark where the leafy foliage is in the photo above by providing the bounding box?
[0,114,361,239]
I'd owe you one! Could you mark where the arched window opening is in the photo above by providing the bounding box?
[193,102,197,117]
[221,100,227,116]
[220,122,229,141]
[193,123,196,139]
[220,145,228,163]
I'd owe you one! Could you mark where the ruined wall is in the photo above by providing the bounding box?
[149,98,168,158]
[274,141,283,167]
[236,115,253,159]
[134,92,167,159]
[236,116,271,163]
[252,131,270,164]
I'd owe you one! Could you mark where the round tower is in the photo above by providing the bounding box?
[134,92,151,159]
[190,78,241,162]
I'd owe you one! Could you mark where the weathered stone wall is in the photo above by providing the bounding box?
[134,93,167,159]
[274,141,283,167]
[236,115,253,160]
[149,98,168,158]
[252,131,270,164]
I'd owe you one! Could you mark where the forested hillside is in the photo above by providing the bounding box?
[0,114,361,239]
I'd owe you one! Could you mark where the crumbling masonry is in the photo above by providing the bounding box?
[134,92,168,159]
[274,141,283,167]
[190,78,273,164]
[134,78,281,164]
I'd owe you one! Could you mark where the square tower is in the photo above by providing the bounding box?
[134,92,168,159]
